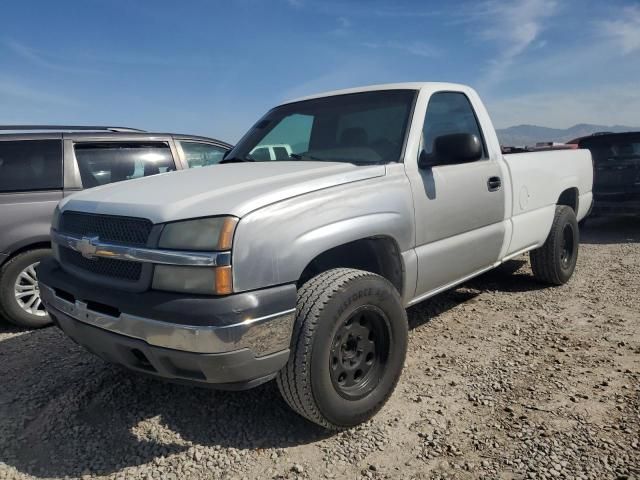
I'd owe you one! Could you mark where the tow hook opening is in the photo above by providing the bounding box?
[131,348,156,372]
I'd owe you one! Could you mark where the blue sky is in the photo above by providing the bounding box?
[1,0,639,143]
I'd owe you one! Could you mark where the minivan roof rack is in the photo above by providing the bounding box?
[0,125,146,133]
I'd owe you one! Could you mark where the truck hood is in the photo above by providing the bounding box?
[60,161,385,223]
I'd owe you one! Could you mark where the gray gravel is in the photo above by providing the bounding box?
[0,217,638,480]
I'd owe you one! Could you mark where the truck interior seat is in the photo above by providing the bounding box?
[339,128,368,147]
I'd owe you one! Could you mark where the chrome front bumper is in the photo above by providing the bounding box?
[40,283,295,356]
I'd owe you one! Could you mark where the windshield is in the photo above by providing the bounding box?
[228,90,416,165]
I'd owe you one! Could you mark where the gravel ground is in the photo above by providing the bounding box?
[0,217,638,480]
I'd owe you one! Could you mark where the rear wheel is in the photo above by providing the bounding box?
[530,206,579,285]
[0,249,52,328]
[277,268,408,430]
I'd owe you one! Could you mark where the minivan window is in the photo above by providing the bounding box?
[422,92,487,159]
[179,141,227,168]
[74,142,175,188]
[0,140,63,193]
[228,90,416,165]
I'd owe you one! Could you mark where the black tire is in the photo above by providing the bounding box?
[0,249,52,328]
[530,206,579,285]
[277,268,408,430]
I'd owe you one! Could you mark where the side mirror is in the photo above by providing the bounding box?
[419,133,482,169]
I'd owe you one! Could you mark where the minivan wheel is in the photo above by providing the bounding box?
[277,268,408,430]
[530,205,579,285]
[0,249,52,328]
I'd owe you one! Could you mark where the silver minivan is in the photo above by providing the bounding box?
[0,125,231,327]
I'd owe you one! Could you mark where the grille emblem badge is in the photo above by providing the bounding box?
[76,236,100,259]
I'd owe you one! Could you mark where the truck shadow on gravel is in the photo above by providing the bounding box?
[406,259,544,330]
[0,326,331,478]
[0,260,557,479]
[580,216,639,244]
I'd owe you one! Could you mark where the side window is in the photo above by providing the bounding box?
[422,92,486,158]
[250,114,313,159]
[74,142,175,188]
[179,141,228,168]
[0,140,62,193]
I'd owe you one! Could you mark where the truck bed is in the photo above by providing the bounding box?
[501,148,593,258]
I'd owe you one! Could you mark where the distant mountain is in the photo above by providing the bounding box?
[495,124,640,147]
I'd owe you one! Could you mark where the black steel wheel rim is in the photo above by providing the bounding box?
[560,223,575,268]
[329,305,391,400]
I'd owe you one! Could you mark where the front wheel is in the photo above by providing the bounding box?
[530,205,579,285]
[277,268,408,430]
[0,249,53,328]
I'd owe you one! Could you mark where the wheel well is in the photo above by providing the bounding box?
[557,188,578,212]
[298,237,404,295]
[1,242,51,268]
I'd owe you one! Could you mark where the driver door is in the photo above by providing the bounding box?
[407,91,506,298]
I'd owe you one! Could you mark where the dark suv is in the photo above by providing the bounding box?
[568,132,640,218]
[0,126,231,328]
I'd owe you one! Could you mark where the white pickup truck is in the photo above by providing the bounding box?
[38,82,593,430]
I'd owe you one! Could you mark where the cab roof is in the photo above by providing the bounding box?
[285,82,470,105]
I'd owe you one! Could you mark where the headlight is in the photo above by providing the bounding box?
[152,265,232,295]
[155,216,237,295]
[159,216,238,251]
[51,206,61,230]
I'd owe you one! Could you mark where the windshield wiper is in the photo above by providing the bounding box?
[289,153,325,161]
[348,159,381,166]
[290,153,379,166]
[219,157,255,164]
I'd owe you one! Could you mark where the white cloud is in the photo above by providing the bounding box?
[486,84,640,128]
[599,5,640,54]
[329,16,352,36]
[337,16,350,28]
[279,58,383,102]
[6,40,53,68]
[0,75,79,107]
[363,40,440,58]
[465,0,557,88]
[4,39,95,74]
[373,7,441,18]
[481,0,556,58]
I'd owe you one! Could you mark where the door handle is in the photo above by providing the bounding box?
[487,176,501,192]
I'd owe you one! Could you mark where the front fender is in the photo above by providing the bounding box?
[232,172,414,292]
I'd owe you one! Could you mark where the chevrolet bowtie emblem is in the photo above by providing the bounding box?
[76,236,100,259]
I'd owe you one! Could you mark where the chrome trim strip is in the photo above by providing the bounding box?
[51,230,230,267]
[40,284,295,355]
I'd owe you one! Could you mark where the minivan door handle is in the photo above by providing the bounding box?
[487,176,502,192]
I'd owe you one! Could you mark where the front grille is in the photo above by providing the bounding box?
[60,247,142,282]
[60,211,152,246]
